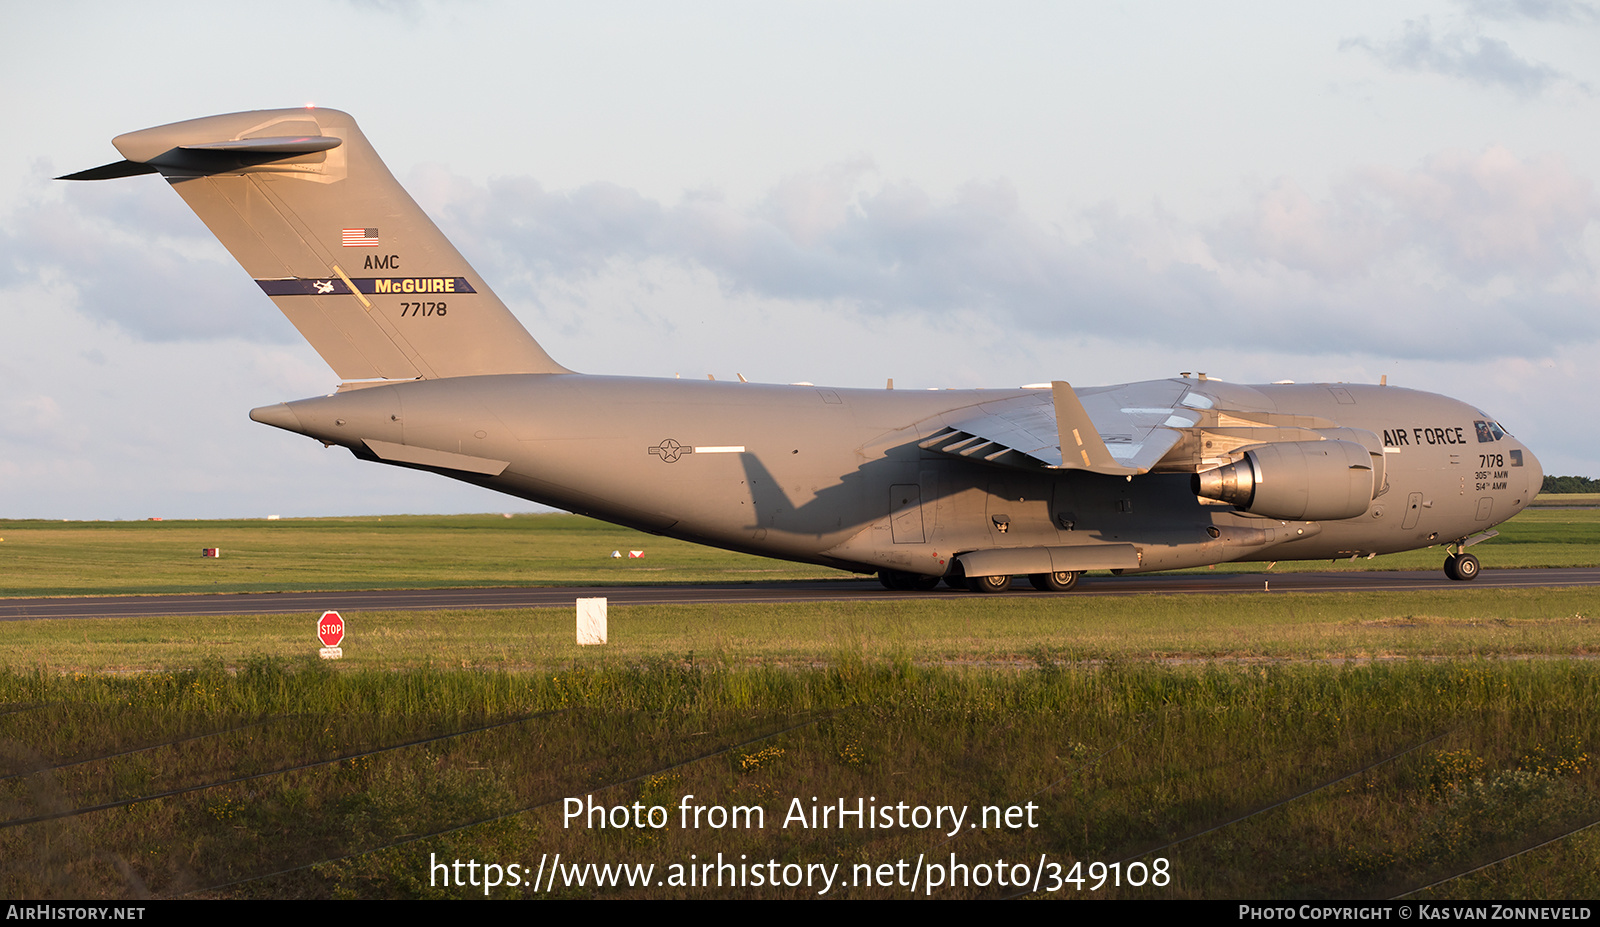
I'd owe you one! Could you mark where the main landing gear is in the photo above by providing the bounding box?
[1443,552,1480,581]
[967,573,1012,593]
[1028,571,1080,592]
[877,569,1083,593]
[967,571,1082,593]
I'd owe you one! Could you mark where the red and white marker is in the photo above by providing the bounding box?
[318,610,345,659]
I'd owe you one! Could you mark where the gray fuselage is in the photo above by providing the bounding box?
[252,375,1542,578]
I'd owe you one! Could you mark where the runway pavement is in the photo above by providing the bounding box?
[3,567,1597,621]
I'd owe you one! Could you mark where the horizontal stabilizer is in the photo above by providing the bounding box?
[56,160,159,181]
[178,136,342,154]
[61,136,345,181]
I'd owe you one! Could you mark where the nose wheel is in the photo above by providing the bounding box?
[1443,552,1480,581]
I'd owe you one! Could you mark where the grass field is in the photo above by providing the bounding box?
[3,589,1596,673]
[2,508,1596,900]
[1531,492,1600,507]
[2,658,1595,899]
[0,513,841,597]
[1,503,1597,598]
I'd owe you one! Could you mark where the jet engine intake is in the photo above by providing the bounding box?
[1192,440,1375,521]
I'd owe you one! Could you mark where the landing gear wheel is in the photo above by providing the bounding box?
[968,573,1012,593]
[1444,553,1480,581]
[1028,571,1080,592]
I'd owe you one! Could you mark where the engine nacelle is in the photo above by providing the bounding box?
[1192,440,1376,521]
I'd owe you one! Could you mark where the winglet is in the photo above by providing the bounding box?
[1052,381,1138,475]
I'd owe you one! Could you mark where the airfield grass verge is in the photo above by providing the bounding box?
[0,588,1593,673]
[1,508,1596,598]
[0,513,843,597]
[1531,492,1600,507]
[1,658,1595,899]
[3,510,1595,899]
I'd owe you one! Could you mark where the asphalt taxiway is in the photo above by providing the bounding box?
[3,567,1596,621]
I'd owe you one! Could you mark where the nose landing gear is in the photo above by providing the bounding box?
[1443,552,1480,581]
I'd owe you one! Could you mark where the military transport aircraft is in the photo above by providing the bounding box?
[62,108,1544,592]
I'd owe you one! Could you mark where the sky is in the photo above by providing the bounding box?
[3,0,1598,519]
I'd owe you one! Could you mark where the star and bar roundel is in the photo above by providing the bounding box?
[648,439,746,462]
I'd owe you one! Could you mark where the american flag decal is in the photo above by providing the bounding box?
[341,228,379,247]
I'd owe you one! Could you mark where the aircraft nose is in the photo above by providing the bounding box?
[1524,444,1544,502]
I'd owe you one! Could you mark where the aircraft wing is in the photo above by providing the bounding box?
[1074,379,1200,472]
[917,380,1196,475]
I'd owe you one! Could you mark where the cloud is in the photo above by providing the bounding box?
[12,146,1596,379]
[422,150,1600,364]
[1223,147,1598,282]
[343,0,427,19]
[1458,0,1600,24]
[1340,17,1570,95]
[1,178,296,344]
[1360,148,1597,278]
[0,393,84,453]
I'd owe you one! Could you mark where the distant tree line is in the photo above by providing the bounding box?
[1543,475,1600,493]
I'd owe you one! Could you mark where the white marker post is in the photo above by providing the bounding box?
[319,610,345,660]
[577,597,607,645]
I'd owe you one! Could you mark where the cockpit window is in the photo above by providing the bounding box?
[1474,420,1506,443]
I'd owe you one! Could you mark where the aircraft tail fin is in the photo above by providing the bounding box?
[61,108,570,380]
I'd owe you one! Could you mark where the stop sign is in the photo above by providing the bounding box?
[318,610,345,647]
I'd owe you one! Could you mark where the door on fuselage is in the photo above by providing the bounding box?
[890,484,925,544]
[1402,492,1423,530]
